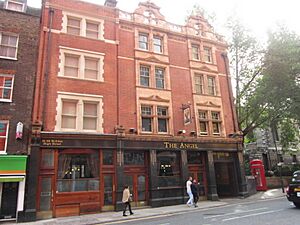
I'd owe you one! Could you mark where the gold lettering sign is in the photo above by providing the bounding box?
[164,142,198,149]
[42,139,63,146]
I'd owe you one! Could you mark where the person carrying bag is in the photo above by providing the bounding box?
[122,185,134,216]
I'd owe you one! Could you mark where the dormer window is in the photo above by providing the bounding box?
[5,0,25,12]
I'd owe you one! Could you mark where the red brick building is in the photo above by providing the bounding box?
[30,0,247,220]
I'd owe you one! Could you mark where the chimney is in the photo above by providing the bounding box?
[104,0,117,7]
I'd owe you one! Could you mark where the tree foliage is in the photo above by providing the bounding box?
[227,17,300,139]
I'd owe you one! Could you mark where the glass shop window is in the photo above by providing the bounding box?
[57,152,99,192]
[124,151,145,165]
[157,151,181,187]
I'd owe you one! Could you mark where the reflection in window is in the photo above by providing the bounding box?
[103,150,114,165]
[124,151,145,165]
[187,151,203,164]
[57,152,99,192]
[157,151,181,187]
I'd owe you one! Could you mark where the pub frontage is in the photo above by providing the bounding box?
[34,132,247,219]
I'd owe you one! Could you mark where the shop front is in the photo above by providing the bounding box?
[36,133,247,218]
[0,155,27,222]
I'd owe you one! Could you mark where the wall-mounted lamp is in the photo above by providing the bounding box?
[190,131,196,136]
[129,128,136,134]
[178,129,186,134]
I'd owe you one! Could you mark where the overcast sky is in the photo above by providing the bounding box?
[27,0,300,42]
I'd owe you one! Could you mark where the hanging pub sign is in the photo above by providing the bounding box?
[16,122,23,139]
[183,104,191,125]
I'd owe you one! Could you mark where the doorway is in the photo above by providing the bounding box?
[102,173,115,211]
[0,182,19,219]
[124,173,147,207]
[214,162,238,196]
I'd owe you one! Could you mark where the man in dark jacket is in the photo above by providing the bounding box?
[191,179,199,207]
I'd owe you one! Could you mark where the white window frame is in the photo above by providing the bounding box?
[138,32,149,50]
[153,35,163,53]
[0,120,9,154]
[194,73,203,94]
[0,32,19,60]
[207,76,216,96]
[0,74,14,102]
[58,46,104,81]
[140,105,170,134]
[211,111,222,136]
[5,0,25,12]
[61,11,104,40]
[203,46,213,63]
[55,92,103,133]
[191,44,200,60]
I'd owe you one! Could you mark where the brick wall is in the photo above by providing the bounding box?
[0,8,40,154]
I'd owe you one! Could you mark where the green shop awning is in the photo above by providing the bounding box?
[0,155,27,175]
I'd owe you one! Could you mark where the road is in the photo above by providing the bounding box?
[101,197,299,225]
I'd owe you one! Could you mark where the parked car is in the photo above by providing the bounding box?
[286,170,300,208]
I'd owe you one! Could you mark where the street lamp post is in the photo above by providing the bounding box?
[271,122,285,193]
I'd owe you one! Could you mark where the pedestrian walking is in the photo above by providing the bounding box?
[186,176,193,206]
[122,185,134,216]
[191,179,199,207]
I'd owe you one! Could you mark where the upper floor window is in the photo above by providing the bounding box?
[139,64,168,89]
[199,110,208,135]
[203,46,212,63]
[140,65,150,87]
[63,12,104,40]
[139,33,149,50]
[86,21,99,39]
[141,105,169,134]
[155,67,165,89]
[207,76,216,95]
[137,31,166,54]
[141,105,153,132]
[211,111,221,135]
[0,121,9,153]
[198,110,222,136]
[0,33,18,59]
[67,17,81,35]
[157,106,168,133]
[5,0,25,12]
[194,73,203,94]
[56,93,103,132]
[58,47,104,81]
[153,36,163,53]
[191,44,200,60]
[0,74,14,102]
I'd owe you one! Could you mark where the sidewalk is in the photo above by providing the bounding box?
[2,189,286,225]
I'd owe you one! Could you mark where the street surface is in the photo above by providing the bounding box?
[101,197,299,225]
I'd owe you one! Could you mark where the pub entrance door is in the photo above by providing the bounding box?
[101,173,115,211]
[214,162,238,196]
[124,173,147,207]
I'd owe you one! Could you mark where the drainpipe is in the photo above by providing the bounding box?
[42,7,54,127]
[221,52,238,133]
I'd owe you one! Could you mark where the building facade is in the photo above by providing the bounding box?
[0,0,40,222]
[30,0,247,220]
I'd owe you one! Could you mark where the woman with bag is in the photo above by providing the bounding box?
[122,185,134,216]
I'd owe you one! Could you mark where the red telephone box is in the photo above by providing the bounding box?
[250,159,267,191]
